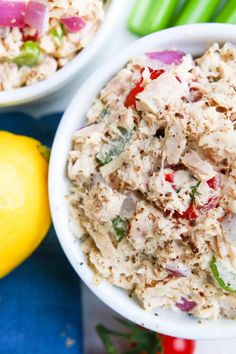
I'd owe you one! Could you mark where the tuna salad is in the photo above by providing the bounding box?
[68,43,236,320]
[0,0,104,90]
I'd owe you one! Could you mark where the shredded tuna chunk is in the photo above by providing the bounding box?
[136,72,186,114]
[181,150,216,181]
[84,183,125,222]
[164,115,187,164]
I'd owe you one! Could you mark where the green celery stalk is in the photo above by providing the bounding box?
[175,0,221,25]
[215,0,236,24]
[142,0,178,34]
[14,41,40,68]
[96,127,132,166]
[50,24,66,46]
[127,0,154,36]
[170,0,186,25]
[210,256,236,292]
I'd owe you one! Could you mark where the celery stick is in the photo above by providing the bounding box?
[143,0,178,34]
[127,0,154,36]
[215,0,236,24]
[175,0,220,25]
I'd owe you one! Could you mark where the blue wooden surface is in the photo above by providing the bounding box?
[0,112,83,354]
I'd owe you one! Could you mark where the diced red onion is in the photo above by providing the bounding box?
[176,297,197,312]
[222,214,236,243]
[0,1,26,27]
[0,27,9,37]
[120,195,136,219]
[166,262,191,278]
[198,196,220,214]
[61,16,86,33]
[25,1,47,33]
[92,173,106,186]
[146,50,185,65]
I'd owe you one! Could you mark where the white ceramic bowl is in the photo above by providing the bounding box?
[49,23,236,340]
[0,0,123,107]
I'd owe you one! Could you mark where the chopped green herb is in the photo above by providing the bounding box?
[117,127,132,144]
[97,318,163,354]
[112,216,128,242]
[96,143,123,165]
[96,128,132,166]
[190,181,201,203]
[117,126,129,135]
[14,41,40,68]
[96,325,119,354]
[99,107,110,120]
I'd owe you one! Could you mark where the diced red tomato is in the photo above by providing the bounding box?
[165,172,175,183]
[125,68,145,108]
[171,171,221,221]
[178,196,220,220]
[149,68,165,80]
[198,174,222,213]
[177,195,220,220]
[207,174,221,190]
[124,80,144,108]
[178,204,198,220]
[20,26,39,41]
[124,67,165,108]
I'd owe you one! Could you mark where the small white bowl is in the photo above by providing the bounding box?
[0,0,123,107]
[49,23,236,340]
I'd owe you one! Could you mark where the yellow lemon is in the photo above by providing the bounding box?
[0,131,51,278]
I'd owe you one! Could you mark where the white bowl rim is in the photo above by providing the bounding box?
[49,23,236,340]
[0,0,123,106]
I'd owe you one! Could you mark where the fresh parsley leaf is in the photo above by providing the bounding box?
[96,128,132,166]
[97,319,163,354]
[96,142,124,165]
[112,216,128,242]
[190,181,201,203]
[100,107,110,120]
[117,126,129,135]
